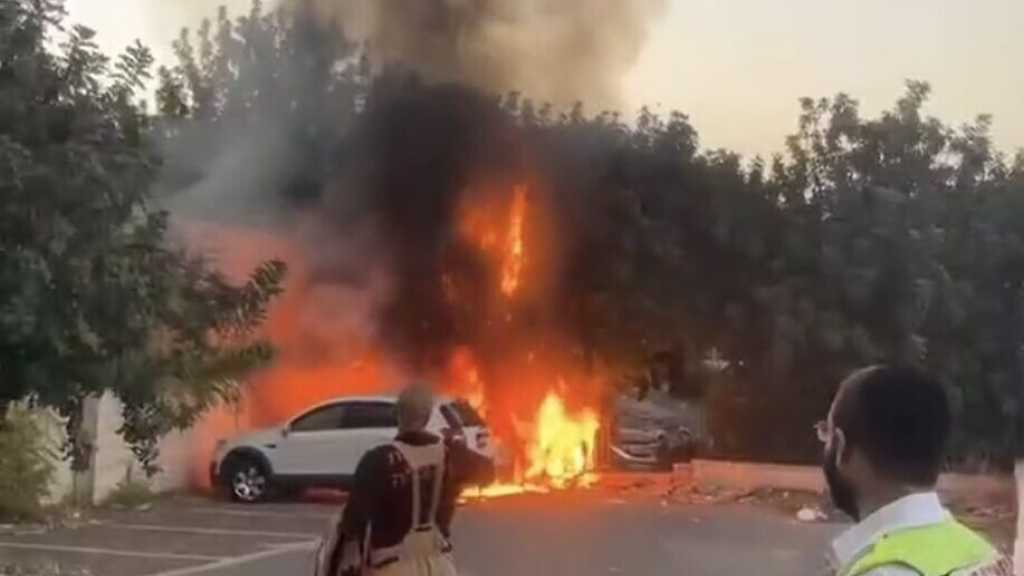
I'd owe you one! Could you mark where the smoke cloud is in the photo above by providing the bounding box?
[161,0,667,468]
[304,0,667,108]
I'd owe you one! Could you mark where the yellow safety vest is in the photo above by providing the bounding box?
[843,520,1007,576]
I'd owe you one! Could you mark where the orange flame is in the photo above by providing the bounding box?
[525,391,600,487]
[446,346,487,417]
[500,186,527,297]
[185,184,605,501]
[463,389,601,501]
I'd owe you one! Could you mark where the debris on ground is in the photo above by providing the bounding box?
[796,506,827,522]
[958,503,1015,521]
[945,495,1017,553]
[666,484,752,505]
[666,483,831,515]
[600,473,841,523]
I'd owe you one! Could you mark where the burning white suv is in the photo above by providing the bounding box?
[211,395,494,502]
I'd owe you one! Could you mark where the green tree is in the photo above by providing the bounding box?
[0,0,285,474]
[757,82,1023,465]
[153,0,361,205]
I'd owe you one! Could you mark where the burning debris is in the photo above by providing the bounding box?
[525,392,600,487]
[462,389,602,501]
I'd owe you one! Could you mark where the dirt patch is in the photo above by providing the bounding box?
[600,472,832,514]
[947,493,1017,553]
[601,471,1018,550]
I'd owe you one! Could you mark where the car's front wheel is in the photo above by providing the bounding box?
[223,454,272,503]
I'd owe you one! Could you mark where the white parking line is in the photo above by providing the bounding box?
[0,542,222,562]
[147,540,318,576]
[103,523,319,539]
[181,506,335,520]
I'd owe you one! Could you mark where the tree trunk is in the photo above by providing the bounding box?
[1015,459,1023,575]
[66,396,100,505]
[1015,373,1023,574]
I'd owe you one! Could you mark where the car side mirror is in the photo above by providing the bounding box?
[282,426,291,438]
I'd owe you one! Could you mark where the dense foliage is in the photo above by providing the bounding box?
[0,0,285,473]
[156,1,1023,466]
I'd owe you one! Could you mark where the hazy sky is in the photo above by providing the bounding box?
[67,0,1023,159]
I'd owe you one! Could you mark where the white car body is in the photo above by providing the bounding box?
[211,395,495,502]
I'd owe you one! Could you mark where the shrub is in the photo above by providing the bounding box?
[0,407,58,522]
[103,475,155,510]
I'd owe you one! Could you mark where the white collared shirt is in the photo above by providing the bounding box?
[831,492,952,576]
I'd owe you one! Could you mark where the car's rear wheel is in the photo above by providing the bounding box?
[224,455,271,503]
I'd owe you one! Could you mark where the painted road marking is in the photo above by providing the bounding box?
[179,506,335,520]
[147,540,318,576]
[0,542,222,562]
[103,522,319,539]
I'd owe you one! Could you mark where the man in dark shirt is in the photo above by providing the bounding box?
[317,384,495,576]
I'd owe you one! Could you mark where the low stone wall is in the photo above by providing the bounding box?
[688,460,824,493]
[685,459,1015,501]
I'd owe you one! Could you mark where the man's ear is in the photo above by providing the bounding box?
[833,427,848,464]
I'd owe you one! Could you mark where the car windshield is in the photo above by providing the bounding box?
[449,400,485,428]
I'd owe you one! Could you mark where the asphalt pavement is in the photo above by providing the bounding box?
[0,490,840,575]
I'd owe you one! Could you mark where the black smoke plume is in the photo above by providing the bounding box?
[162,0,671,413]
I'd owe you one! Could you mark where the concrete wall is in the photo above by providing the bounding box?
[689,459,824,493]
[91,393,195,503]
[91,393,138,502]
[36,393,198,505]
[152,428,193,494]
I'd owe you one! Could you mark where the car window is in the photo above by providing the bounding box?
[290,403,347,432]
[449,400,485,427]
[340,402,397,429]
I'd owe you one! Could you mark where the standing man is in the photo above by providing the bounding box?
[818,365,1011,576]
[317,383,495,576]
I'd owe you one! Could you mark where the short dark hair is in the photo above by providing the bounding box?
[833,365,951,485]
